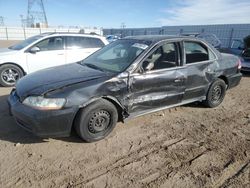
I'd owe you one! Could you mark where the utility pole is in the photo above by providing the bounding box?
[0,16,5,26]
[20,15,27,28]
[121,22,126,29]
[121,22,126,38]
[27,0,48,28]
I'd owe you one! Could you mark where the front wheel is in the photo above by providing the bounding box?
[74,99,118,142]
[0,64,24,87]
[203,78,226,108]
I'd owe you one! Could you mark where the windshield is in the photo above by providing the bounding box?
[81,39,151,73]
[8,35,43,50]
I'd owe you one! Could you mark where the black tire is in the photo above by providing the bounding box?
[0,64,24,87]
[74,99,118,142]
[204,78,226,108]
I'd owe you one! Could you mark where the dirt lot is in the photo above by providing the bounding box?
[0,39,249,187]
[0,75,249,188]
[0,40,21,48]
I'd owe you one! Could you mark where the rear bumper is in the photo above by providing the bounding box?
[8,90,78,138]
[241,67,250,72]
[227,73,242,89]
[241,61,250,72]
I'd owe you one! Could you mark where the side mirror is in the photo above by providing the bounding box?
[29,46,40,54]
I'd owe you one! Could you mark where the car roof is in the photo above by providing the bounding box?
[125,35,197,43]
[124,35,219,55]
[38,32,105,39]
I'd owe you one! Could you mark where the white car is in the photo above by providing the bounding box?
[0,33,109,87]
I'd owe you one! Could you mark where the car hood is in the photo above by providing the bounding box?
[16,63,111,99]
[0,48,18,56]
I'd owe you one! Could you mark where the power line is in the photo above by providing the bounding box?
[27,0,48,28]
[121,22,126,29]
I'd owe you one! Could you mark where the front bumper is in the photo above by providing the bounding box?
[8,90,78,137]
[227,72,242,89]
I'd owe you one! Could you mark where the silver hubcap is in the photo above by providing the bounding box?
[1,69,19,84]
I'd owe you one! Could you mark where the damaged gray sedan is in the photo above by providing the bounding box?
[8,35,242,142]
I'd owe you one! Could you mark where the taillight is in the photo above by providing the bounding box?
[237,59,242,70]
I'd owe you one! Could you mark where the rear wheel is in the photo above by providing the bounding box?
[203,78,226,108]
[0,64,24,87]
[74,99,118,142]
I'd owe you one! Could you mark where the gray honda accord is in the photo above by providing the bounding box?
[8,35,242,142]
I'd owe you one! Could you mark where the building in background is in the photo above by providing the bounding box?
[103,24,250,48]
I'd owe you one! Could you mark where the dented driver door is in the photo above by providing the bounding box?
[127,41,186,116]
[128,68,186,116]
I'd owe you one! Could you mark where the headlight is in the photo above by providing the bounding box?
[23,96,66,110]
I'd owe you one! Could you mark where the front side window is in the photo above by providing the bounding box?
[81,39,151,73]
[143,42,178,71]
[184,41,209,64]
[35,37,64,51]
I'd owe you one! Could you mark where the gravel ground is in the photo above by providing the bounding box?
[0,74,249,188]
[0,40,250,187]
[0,40,21,48]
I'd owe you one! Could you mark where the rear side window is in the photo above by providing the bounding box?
[66,37,105,49]
[184,41,209,64]
[86,37,105,48]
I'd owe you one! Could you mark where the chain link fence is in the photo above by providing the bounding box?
[0,27,103,40]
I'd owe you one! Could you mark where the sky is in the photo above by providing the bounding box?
[0,0,250,28]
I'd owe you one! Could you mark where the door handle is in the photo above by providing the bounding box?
[57,53,64,55]
[207,68,215,73]
[174,79,182,83]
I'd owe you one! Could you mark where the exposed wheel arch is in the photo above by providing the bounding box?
[102,96,128,122]
[78,96,128,123]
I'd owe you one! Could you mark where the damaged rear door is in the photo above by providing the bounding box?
[182,40,218,101]
[128,41,186,115]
